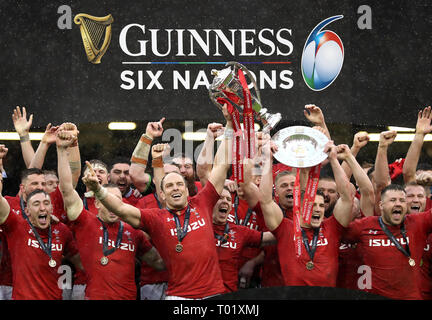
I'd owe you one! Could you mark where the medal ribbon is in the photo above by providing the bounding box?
[98,218,124,257]
[233,195,253,226]
[301,227,320,263]
[237,69,255,160]
[378,216,412,259]
[301,164,322,224]
[214,223,230,243]
[20,197,28,219]
[217,97,244,183]
[169,206,191,244]
[24,216,53,260]
[293,168,303,257]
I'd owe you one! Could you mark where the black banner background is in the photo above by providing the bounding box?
[1,0,431,130]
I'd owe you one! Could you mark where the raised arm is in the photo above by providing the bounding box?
[196,122,223,187]
[0,174,10,225]
[403,106,432,183]
[258,134,283,231]
[12,106,34,168]
[327,143,354,227]
[82,161,141,228]
[337,144,375,217]
[29,123,59,169]
[57,130,83,221]
[129,118,165,193]
[341,131,370,180]
[207,105,232,195]
[150,143,168,207]
[0,145,8,181]
[303,104,331,140]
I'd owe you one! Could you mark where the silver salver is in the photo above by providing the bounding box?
[272,126,329,168]
[209,61,281,133]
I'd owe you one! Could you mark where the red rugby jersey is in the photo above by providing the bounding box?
[2,212,78,300]
[69,208,151,300]
[228,197,263,282]
[272,216,344,287]
[136,193,169,287]
[342,212,432,300]
[214,222,262,292]
[418,233,432,299]
[138,181,226,299]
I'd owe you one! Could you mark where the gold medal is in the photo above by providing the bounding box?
[48,259,57,268]
[306,261,314,270]
[100,256,109,266]
[175,243,183,253]
[409,258,415,267]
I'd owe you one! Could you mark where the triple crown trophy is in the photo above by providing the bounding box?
[208,62,281,183]
[209,62,281,134]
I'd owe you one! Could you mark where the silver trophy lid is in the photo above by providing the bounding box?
[272,126,329,168]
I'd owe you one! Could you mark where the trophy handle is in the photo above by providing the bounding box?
[209,91,223,110]
[225,61,261,102]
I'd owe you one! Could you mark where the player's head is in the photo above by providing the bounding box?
[317,176,339,217]
[26,189,53,229]
[274,170,296,209]
[83,159,109,185]
[109,158,132,196]
[379,184,407,226]
[160,172,189,210]
[95,183,122,223]
[405,182,427,214]
[20,168,47,200]
[164,163,181,174]
[212,187,233,225]
[172,153,195,182]
[303,190,326,229]
[43,170,59,194]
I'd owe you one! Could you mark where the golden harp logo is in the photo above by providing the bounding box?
[74,13,114,64]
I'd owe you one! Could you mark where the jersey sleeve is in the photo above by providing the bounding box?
[243,228,263,248]
[190,180,221,218]
[50,187,67,223]
[342,217,364,243]
[138,208,164,233]
[135,230,153,257]
[68,207,92,232]
[0,209,18,234]
[61,223,80,258]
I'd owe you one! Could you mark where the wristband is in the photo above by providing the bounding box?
[224,128,234,139]
[19,134,30,143]
[151,157,164,168]
[94,186,108,201]
[131,134,153,167]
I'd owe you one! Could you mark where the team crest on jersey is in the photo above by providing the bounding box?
[12,209,20,216]
[228,230,236,241]
[191,208,200,218]
[124,230,132,242]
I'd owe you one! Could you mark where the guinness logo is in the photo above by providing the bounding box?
[74,13,114,64]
